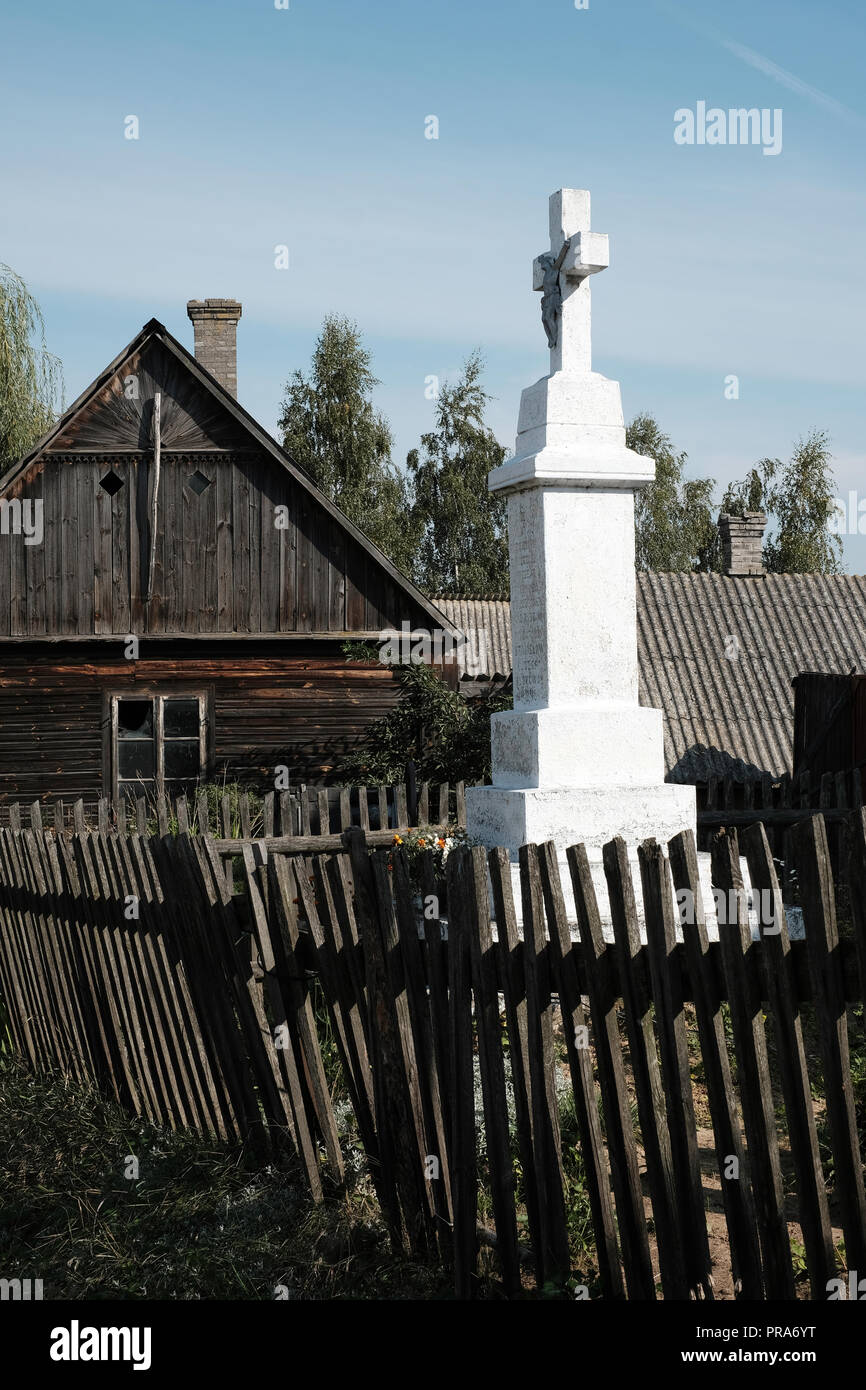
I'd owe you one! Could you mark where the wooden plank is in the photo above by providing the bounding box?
[794,814,866,1271]
[358,785,370,832]
[639,838,714,1299]
[389,847,451,1250]
[466,843,520,1295]
[437,783,449,825]
[418,782,429,825]
[455,781,466,827]
[603,835,681,1299]
[540,841,623,1299]
[338,786,351,831]
[488,847,544,1287]
[242,846,328,1197]
[377,785,389,832]
[445,846,478,1294]
[568,842,655,1299]
[711,828,794,1297]
[667,830,763,1301]
[741,822,836,1297]
[317,788,330,838]
[518,843,570,1287]
[848,808,866,1030]
[394,783,408,829]
[341,828,420,1251]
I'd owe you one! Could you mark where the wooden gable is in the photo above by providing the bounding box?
[0,322,445,643]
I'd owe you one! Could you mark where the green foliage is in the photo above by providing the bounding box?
[628,413,718,572]
[407,352,509,596]
[721,430,843,574]
[278,315,418,571]
[339,649,512,785]
[0,264,63,472]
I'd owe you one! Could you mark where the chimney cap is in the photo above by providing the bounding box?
[187,298,242,320]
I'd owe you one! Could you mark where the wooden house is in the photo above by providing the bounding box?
[0,300,452,810]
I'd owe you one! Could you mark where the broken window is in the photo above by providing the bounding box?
[112,693,206,802]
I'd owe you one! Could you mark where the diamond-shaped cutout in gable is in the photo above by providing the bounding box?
[99,471,124,496]
[188,469,212,496]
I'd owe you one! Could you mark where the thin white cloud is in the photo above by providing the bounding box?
[658,2,866,127]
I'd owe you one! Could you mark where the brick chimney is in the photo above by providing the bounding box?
[186,299,242,398]
[719,511,766,576]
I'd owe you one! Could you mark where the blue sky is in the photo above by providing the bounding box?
[3,0,865,565]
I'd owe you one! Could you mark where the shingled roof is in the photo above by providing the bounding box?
[434,573,866,783]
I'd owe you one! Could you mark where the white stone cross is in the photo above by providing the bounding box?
[532,189,609,375]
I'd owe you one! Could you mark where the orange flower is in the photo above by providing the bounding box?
[437,838,446,849]
[393,834,403,845]
[418,838,426,848]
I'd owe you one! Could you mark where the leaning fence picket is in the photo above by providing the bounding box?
[795,814,866,1272]
[741,822,836,1298]
[540,841,624,1300]
[639,838,714,1299]
[711,828,794,1299]
[666,829,763,1300]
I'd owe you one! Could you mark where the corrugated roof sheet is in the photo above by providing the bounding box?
[434,574,866,783]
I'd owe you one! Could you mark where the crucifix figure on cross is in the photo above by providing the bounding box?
[532,189,610,374]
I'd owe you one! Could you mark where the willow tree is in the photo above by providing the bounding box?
[0,264,63,473]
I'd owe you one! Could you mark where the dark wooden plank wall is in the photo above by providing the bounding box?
[0,650,402,802]
[0,451,423,639]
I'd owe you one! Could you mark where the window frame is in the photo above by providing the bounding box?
[103,687,213,804]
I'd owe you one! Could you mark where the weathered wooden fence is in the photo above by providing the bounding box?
[0,776,467,844]
[697,768,864,887]
[1,810,865,1299]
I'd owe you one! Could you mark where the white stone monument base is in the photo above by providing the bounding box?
[466,781,696,855]
[490,706,666,787]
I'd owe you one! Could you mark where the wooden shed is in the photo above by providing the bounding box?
[0,305,452,809]
[792,670,866,784]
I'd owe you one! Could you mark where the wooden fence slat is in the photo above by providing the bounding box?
[541,841,624,1299]
[251,848,336,1196]
[466,844,520,1295]
[445,846,478,1295]
[639,838,714,1299]
[518,844,570,1287]
[603,835,682,1300]
[710,829,794,1298]
[667,830,764,1301]
[488,848,545,1288]
[390,847,452,1245]
[795,814,866,1271]
[316,789,330,838]
[341,828,421,1253]
[262,791,275,838]
[394,784,408,829]
[358,786,370,832]
[741,822,836,1297]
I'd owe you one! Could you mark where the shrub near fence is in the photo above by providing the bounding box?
[0,808,865,1299]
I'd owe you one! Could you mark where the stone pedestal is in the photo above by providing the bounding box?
[465,189,695,893]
